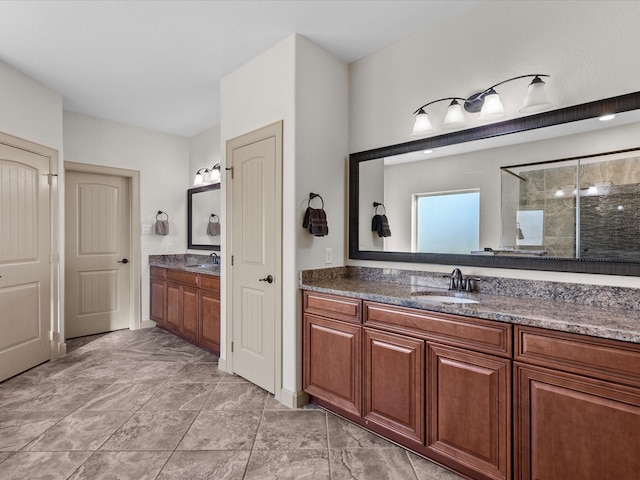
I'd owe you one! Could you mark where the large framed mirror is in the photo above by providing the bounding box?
[188,183,221,251]
[349,91,640,275]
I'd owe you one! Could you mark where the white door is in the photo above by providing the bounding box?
[65,170,131,338]
[229,123,282,394]
[0,143,52,382]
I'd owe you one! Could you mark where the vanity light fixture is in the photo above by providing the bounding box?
[193,163,221,185]
[412,74,552,136]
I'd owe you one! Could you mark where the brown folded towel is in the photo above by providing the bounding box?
[303,207,329,237]
[372,214,391,237]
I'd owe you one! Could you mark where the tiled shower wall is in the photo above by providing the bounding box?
[516,155,640,260]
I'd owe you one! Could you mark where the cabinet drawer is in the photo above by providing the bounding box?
[515,325,640,388]
[364,302,511,357]
[303,291,361,324]
[166,269,199,286]
[200,274,220,292]
[150,266,166,279]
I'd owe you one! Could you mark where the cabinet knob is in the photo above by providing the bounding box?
[118,258,129,264]
[259,274,274,284]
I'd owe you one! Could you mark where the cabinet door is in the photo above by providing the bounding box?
[515,363,640,480]
[200,288,220,355]
[181,285,199,342]
[303,314,362,416]
[165,282,182,334]
[363,328,424,446]
[150,277,166,325]
[427,343,511,480]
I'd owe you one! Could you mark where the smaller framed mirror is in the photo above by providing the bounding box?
[188,183,221,251]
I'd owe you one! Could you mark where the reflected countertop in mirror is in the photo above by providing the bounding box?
[349,91,640,276]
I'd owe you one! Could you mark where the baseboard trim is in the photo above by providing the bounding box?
[51,341,67,359]
[279,388,309,409]
[140,320,156,330]
[218,357,227,372]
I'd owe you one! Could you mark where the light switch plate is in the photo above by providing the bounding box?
[325,247,332,264]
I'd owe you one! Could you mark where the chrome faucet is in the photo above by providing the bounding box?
[449,268,464,290]
[209,252,219,265]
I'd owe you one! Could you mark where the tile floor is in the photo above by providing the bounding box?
[0,327,463,479]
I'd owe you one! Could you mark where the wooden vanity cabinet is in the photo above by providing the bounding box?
[514,325,640,480]
[199,275,221,353]
[364,301,512,480]
[149,266,166,325]
[302,292,513,480]
[150,267,220,355]
[426,343,511,480]
[363,327,424,447]
[303,292,362,418]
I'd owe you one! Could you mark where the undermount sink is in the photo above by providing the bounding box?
[410,291,479,304]
[186,263,211,268]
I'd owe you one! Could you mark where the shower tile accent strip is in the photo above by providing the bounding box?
[300,266,640,344]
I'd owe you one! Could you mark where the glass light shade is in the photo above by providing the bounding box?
[478,89,506,121]
[412,110,434,136]
[520,77,552,113]
[193,171,205,185]
[443,100,466,129]
[206,167,221,183]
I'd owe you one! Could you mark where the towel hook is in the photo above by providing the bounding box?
[209,214,219,222]
[308,192,324,209]
[373,202,386,215]
[156,210,169,221]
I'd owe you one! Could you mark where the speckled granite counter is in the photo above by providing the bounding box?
[149,254,220,276]
[299,267,640,344]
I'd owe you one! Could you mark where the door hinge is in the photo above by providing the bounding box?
[226,166,233,179]
[231,255,234,266]
[46,173,58,185]
[231,341,234,353]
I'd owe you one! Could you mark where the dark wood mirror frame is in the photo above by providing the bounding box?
[349,91,640,276]
[188,183,221,251]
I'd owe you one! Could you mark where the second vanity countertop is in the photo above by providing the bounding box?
[300,271,640,345]
[149,254,220,276]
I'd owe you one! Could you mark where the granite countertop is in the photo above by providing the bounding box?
[149,254,220,276]
[300,273,640,345]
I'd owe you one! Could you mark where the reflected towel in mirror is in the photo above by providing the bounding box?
[372,214,391,237]
[207,214,220,236]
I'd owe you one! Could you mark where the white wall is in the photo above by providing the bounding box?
[63,111,190,325]
[0,60,63,151]
[221,34,348,405]
[189,124,221,181]
[348,0,640,288]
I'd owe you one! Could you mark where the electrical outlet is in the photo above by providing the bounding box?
[166,242,173,252]
[142,224,152,234]
[325,247,332,264]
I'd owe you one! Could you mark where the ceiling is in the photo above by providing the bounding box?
[0,0,479,137]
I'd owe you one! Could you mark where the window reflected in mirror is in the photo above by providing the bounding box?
[415,190,479,254]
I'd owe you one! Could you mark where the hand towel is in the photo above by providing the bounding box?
[207,215,221,236]
[372,214,391,237]
[303,207,329,237]
[154,219,169,235]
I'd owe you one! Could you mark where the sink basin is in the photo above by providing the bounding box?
[186,264,211,268]
[411,292,479,304]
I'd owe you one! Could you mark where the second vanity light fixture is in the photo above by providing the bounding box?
[193,163,221,185]
[412,74,552,136]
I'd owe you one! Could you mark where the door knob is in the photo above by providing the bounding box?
[118,258,129,264]
[259,274,274,284]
